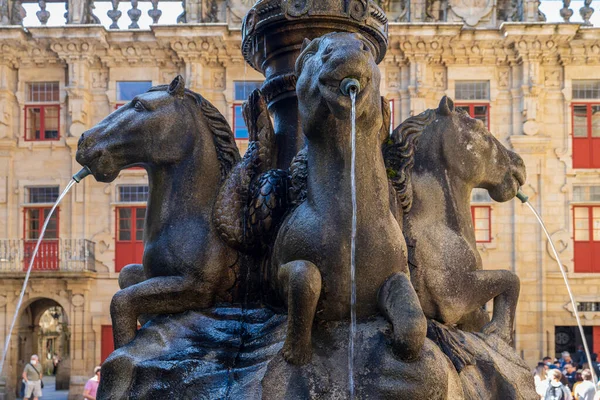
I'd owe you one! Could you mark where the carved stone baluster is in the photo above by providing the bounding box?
[107,0,122,28]
[560,0,573,21]
[0,0,9,24]
[36,0,50,24]
[128,0,141,28]
[580,0,594,26]
[10,0,26,25]
[84,0,101,23]
[176,0,186,23]
[148,0,162,24]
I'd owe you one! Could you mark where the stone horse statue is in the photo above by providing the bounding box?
[385,97,526,344]
[268,32,427,365]
[76,76,241,349]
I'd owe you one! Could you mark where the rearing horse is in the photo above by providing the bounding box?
[396,97,526,344]
[76,76,241,349]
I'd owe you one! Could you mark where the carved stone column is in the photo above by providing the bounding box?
[241,0,388,169]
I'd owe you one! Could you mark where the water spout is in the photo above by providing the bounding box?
[0,170,89,375]
[516,190,597,388]
[349,89,358,400]
[341,78,361,97]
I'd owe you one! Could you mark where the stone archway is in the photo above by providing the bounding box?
[15,298,71,396]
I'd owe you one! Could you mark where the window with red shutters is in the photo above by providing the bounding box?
[573,205,600,273]
[572,81,600,169]
[101,325,114,363]
[23,186,60,271]
[471,206,492,243]
[114,185,148,273]
[455,81,491,129]
[24,82,60,141]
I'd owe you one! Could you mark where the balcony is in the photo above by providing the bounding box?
[0,239,96,273]
[0,0,596,30]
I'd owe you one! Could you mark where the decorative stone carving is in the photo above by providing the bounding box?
[91,71,108,89]
[212,70,225,90]
[10,0,26,25]
[0,0,8,24]
[72,294,85,307]
[387,70,400,89]
[498,69,509,89]
[449,0,495,26]
[433,69,445,89]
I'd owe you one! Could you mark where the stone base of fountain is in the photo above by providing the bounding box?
[99,308,536,399]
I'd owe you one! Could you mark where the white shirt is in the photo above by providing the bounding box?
[575,381,596,400]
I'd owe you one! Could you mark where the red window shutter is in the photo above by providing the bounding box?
[101,325,114,363]
[115,206,145,273]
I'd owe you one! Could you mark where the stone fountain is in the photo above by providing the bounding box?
[75,1,537,398]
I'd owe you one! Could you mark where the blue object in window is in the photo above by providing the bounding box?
[117,81,153,101]
[234,105,249,139]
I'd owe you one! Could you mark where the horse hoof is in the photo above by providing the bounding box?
[481,322,511,345]
[282,342,312,365]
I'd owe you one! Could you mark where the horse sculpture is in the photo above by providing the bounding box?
[269,32,427,365]
[387,97,526,344]
[76,76,241,349]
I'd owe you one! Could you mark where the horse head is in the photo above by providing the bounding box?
[418,96,526,203]
[295,32,382,136]
[76,76,239,184]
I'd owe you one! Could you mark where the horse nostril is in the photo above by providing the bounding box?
[78,133,85,148]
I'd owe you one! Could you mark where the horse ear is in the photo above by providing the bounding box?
[168,75,186,98]
[437,96,455,116]
[300,38,312,53]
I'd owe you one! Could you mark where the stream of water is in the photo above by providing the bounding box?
[0,179,78,375]
[349,89,358,400]
[522,199,597,388]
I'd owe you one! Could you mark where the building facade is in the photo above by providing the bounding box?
[0,0,598,398]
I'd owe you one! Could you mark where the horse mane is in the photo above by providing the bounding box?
[383,108,437,213]
[148,85,241,181]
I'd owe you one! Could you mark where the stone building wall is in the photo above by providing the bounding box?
[0,6,598,399]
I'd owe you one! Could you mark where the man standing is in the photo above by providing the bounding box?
[83,366,101,400]
[561,352,574,369]
[574,370,596,400]
[564,363,578,390]
[22,354,43,400]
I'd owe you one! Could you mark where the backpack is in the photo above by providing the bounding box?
[545,384,566,400]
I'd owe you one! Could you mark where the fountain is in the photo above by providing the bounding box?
[73,1,538,398]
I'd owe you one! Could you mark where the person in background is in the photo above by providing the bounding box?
[574,346,588,366]
[561,352,574,369]
[52,353,60,376]
[83,366,101,400]
[572,371,584,398]
[574,369,596,400]
[565,364,578,389]
[535,362,550,399]
[545,369,572,400]
[590,354,600,382]
[22,354,43,400]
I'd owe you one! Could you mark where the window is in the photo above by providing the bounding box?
[573,206,600,273]
[27,186,59,204]
[572,82,600,169]
[24,82,60,141]
[389,99,395,133]
[117,81,153,102]
[118,185,149,203]
[574,186,600,202]
[471,188,492,243]
[23,206,59,271]
[455,81,490,129]
[101,325,114,363]
[233,81,262,140]
[115,207,145,273]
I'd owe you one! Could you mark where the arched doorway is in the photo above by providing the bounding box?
[15,298,70,395]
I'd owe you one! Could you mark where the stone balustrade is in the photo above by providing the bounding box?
[0,0,594,29]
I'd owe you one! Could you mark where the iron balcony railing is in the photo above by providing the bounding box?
[0,238,96,272]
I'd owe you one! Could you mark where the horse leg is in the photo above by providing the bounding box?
[443,270,519,344]
[278,260,322,365]
[118,264,144,289]
[111,276,204,349]
[378,272,427,361]
[456,307,490,332]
